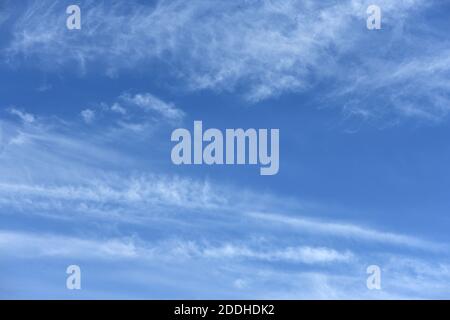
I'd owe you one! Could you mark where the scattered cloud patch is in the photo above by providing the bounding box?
[247,212,444,251]
[202,244,354,264]
[8,108,35,124]
[0,229,352,266]
[36,83,52,93]
[110,102,126,115]
[81,109,95,124]
[120,93,184,122]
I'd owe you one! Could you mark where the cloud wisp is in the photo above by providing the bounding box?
[0,230,353,265]
[4,0,449,124]
[8,108,35,124]
[247,212,445,251]
[119,92,184,123]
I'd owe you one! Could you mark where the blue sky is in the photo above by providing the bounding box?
[1,0,450,299]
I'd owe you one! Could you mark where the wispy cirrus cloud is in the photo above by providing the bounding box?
[5,0,448,124]
[0,174,442,253]
[0,115,443,252]
[335,49,450,123]
[0,230,353,265]
[8,108,35,124]
[119,92,184,122]
[0,230,139,259]
[80,109,95,124]
[2,0,450,300]
[2,229,449,299]
[247,212,445,251]
[202,243,354,264]
[1,107,450,299]
[81,91,184,132]
[0,174,227,221]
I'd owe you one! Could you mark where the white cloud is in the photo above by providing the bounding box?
[120,93,184,122]
[4,0,436,112]
[8,108,35,123]
[110,102,126,115]
[0,174,226,215]
[233,278,248,289]
[0,174,440,253]
[81,109,95,124]
[83,92,183,131]
[0,113,447,300]
[0,118,224,218]
[247,212,444,251]
[335,49,450,122]
[3,229,448,298]
[0,230,138,259]
[36,83,52,93]
[0,229,351,265]
[0,117,442,255]
[202,244,353,264]
[0,118,135,186]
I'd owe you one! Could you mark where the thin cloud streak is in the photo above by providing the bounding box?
[0,230,353,265]
[247,212,445,251]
